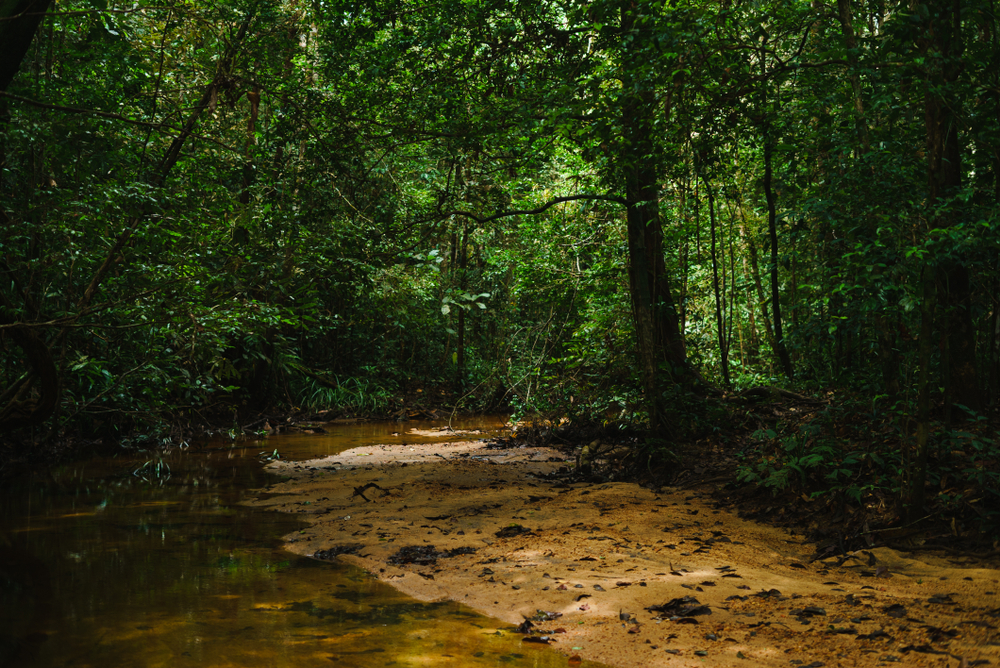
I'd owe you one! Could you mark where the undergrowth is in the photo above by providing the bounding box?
[734,396,1000,539]
[294,375,399,414]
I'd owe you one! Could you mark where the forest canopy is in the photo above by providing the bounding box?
[1,0,998,529]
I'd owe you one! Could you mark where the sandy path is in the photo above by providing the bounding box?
[247,440,1000,668]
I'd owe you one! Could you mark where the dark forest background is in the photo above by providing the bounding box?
[2,0,998,537]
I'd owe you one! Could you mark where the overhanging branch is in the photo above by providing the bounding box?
[0,91,238,153]
[443,194,627,225]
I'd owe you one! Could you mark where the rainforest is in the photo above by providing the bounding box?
[1,4,999,664]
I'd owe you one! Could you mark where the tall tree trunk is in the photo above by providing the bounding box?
[762,121,795,380]
[623,155,664,430]
[621,3,690,433]
[759,40,794,380]
[921,0,979,413]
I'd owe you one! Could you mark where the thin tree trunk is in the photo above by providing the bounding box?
[731,153,759,360]
[990,274,999,406]
[457,223,468,386]
[739,207,777,364]
[729,223,740,370]
[759,39,794,380]
[908,266,936,523]
[679,180,689,337]
[694,177,701,259]
[703,175,730,387]
[762,122,795,379]
[680,242,688,338]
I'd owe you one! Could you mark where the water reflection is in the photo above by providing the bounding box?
[1,419,598,667]
[260,415,510,460]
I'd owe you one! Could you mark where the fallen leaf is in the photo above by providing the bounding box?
[884,604,907,618]
[790,606,826,618]
[647,596,711,617]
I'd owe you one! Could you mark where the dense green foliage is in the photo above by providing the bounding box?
[1,0,998,528]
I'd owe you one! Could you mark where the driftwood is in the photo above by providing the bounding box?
[351,482,385,502]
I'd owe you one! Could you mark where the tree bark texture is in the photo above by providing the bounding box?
[0,0,54,92]
[621,3,689,433]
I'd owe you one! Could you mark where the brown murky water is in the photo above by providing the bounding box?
[1,418,598,667]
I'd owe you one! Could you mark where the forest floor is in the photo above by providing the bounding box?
[248,431,1000,668]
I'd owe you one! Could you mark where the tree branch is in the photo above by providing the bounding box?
[442,194,626,226]
[0,91,239,152]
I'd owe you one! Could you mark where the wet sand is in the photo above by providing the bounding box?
[248,438,1000,668]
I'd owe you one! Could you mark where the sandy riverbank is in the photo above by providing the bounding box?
[246,438,1000,668]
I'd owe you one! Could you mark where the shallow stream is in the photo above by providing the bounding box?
[1,417,590,667]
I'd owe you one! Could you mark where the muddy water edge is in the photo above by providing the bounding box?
[1,417,602,668]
